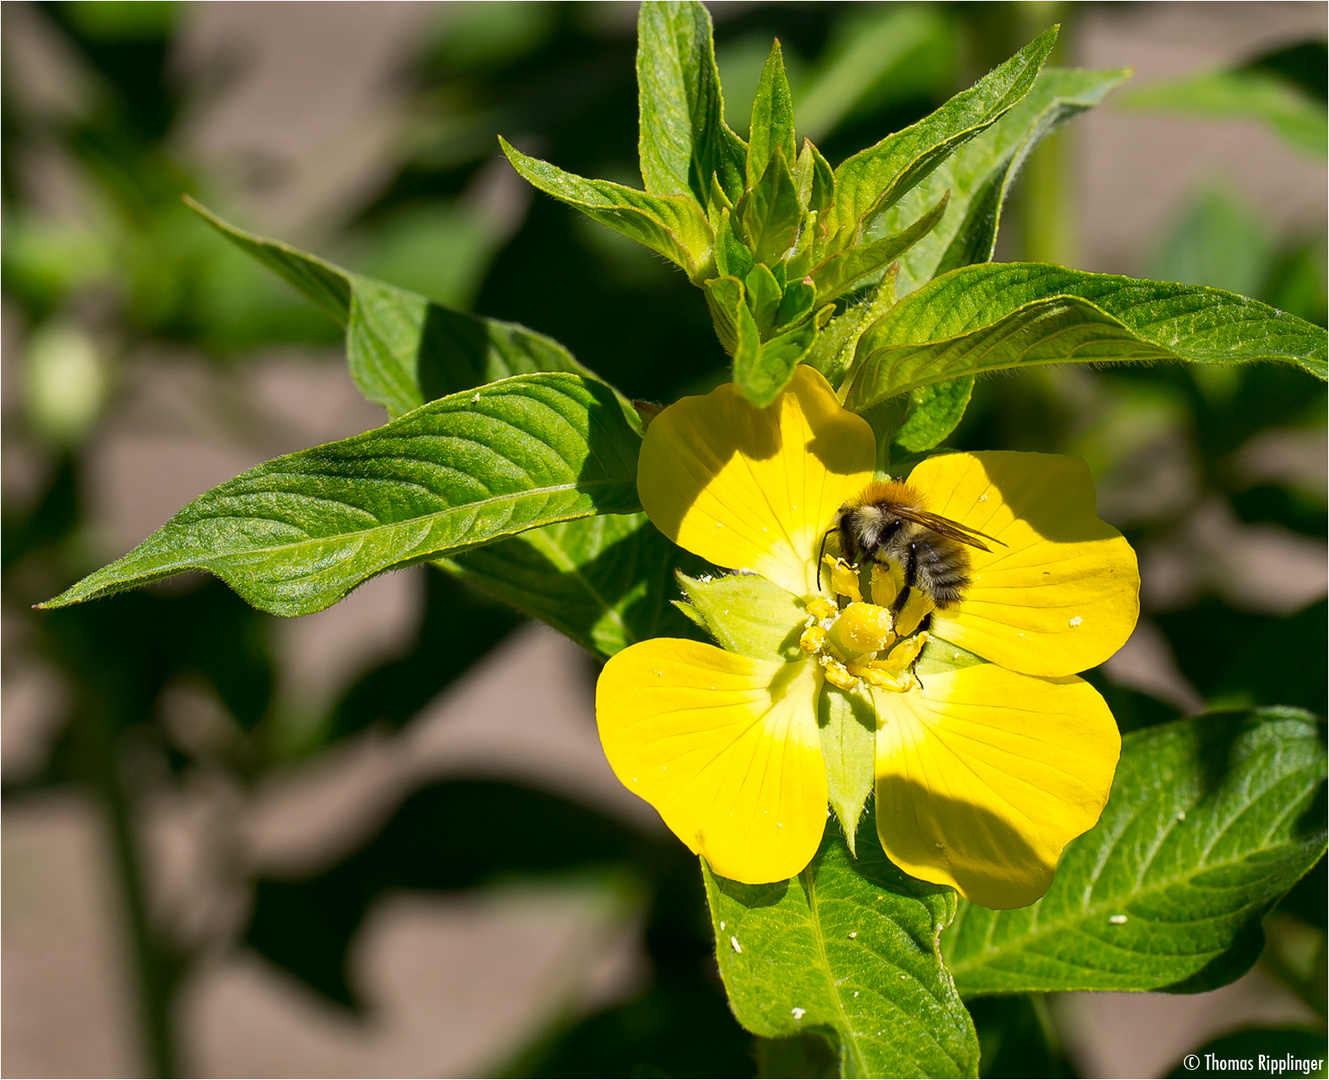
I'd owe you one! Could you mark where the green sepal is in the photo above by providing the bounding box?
[809,192,950,306]
[747,39,797,191]
[817,684,876,856]
[500,137,716,283]
[676,572,805,661]
[740,147,803,267]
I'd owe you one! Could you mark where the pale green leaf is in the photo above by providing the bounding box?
[734,307,820,407]
[500,137,715,282]
[943,708,1327,996]
[819,27,1056,256]
[880,66,1132,295]
[40,374,643,617]
[793,136,835,214]
[705,806,980,1079]
[745,262,783,337]
[740,148,802,266]
[747,40,797,191]
[844,263,1329,412]
[636,0,748,204]
[802,269,896,390]
[703,273,746,354]
[1118,68,1328,158]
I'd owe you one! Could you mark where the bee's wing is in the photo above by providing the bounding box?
[894,507,1005,551]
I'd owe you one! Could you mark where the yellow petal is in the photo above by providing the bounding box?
[909,451,1139,677]
[873,665,1119,909]
[639,366,875,597]
[596,639,827,883]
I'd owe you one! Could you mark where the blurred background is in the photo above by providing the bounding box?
[2,2,1325,1077]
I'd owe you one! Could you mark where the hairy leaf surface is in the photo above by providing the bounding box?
[845,263,1329,410]
[705,808,980,1079]
[42,375,642,616]
[942,709,1327,995]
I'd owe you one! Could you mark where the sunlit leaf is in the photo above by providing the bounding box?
[41,374,643,617]
[747,40,797,191]
[636,0,747,205]
[705,805,980,1079]
[943,708,1327,995]
[818,27,1056,257]
[501,137,715,282]
[844,263,1329,411]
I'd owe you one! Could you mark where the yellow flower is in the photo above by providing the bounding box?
[596,366,1139,908]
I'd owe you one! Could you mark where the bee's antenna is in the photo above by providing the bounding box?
[816,528,834,590]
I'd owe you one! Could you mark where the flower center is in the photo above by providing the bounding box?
[798,556,934,693]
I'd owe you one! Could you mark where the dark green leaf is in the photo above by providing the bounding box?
[889,376,975,456]
[943,708,1328,995]
[880,66,1131,294]
[747,40,797,191]
[500,137,715,282]
[443,512,702,661]
[844,264,1329,412]
[186,199,588,419]
[713,208,755,281]
[740,149,802,267]
[41,374,643,617]
[809,192,948,306]
[636,0,747,205]
[818,27,1056,256]
[802,270,896,390]
[704,806,980,1079]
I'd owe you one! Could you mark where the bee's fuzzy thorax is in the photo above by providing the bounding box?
[849,479,924,512]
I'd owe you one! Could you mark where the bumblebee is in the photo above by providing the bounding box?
[819,479,1001,611]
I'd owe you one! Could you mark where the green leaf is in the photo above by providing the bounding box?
[794,137,835,215]
[704,805,980,1079]
[802,270,896,390]
[185,195,352,323]
[818,27,1056,256]
[186,199,589,420]
[889,376,975,457]
[817,686,876,856]
[747,40,797,191]
[676,571,805,661]
[40,374,643,617]
[346,274,592,419]
[942,708,1328,996]
[809,193,949,306]
[443,513,701,661]
[745,263,783,338]
[879,66,1132,295]
[636,0,748,205]
[844,263,1329,412]
[1118,68,1328,158]
[740,148,802,267]
[713,208,755,281]
[733,307,820,407]
[703,274,746,354]
[500,137,715,282]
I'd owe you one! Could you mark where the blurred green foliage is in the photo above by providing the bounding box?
[3,3,1324,1077]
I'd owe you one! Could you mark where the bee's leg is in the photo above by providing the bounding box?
[890,542,920,615]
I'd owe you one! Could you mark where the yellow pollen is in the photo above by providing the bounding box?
[894,589,935,638]
[819,656,858,690]
[832,602,896,656]
[826,556,862,602]
[806,597,837,621]
[869,563,900,609]
[799,624,827,655]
